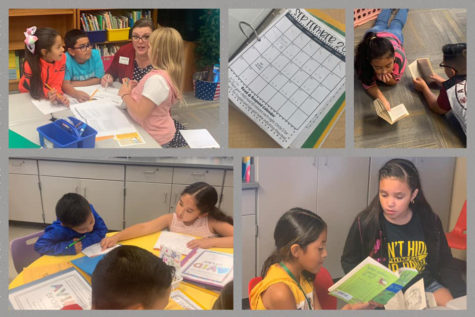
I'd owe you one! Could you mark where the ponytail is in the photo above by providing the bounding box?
[355,32,394,85]
[261,250,281,277]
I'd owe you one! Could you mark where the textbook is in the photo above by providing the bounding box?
[328,256,418,305]
[408,58,435,85]
[229,8,346,148]
[181,249,233,289]
[9,267,91,310]
[374,98,409,124]
[384,278,437,310]
[153,231,196,255]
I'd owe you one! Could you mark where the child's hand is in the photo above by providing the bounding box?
[119,78,133,98]
[341,302,375,310]
[100,235,119,250]
[381,98,391,111]
[101,74,113,87]
[57,94,70,106]
[187,238,214,249]
[74,239,83,254]
[380,73,394,84]
[47,89,58,104]
[430,74,446,87]
[75,90,91,103]
[413,77,428,92]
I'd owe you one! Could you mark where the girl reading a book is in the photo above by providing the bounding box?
[355,9,408,111]
[19,26,69,105]
[117,26,187,147]
[341,159,466,307]
[100,182,233,249]
[250,208,370,310]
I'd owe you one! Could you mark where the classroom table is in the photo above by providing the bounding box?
[9,231,233,310]
[9,92,161,148]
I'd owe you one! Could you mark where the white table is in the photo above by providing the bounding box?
[9,92,161,148]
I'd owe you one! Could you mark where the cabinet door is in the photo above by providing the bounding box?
[256,157,318,273]
[169,184,188,213]
[316,157,370,278]
[40,176,124,230]
[125,182,172,227]
[9,174,43,223]
[242,214,256,298]
[220,186,233,217]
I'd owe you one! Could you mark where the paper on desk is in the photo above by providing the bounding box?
[170,289,203,310]
[21,262,73,285]
[154,231,195,255]
[82,243,120,257]
[179,129,220,148]
[74,85,122,106]
[31,99,68,115]
[70,100,137,137]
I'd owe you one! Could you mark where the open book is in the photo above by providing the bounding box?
[328,256,418,305]
[384,278,437,310]
[408,58,435,85]
[374,99,409,124]
[153,231,196,255]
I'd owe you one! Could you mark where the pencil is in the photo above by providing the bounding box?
[65,235,86,249]
[44,83,59,97]
[89,88,99,100]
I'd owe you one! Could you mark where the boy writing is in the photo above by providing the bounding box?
[62,29,105,102]
[34,193,107,255]
[91,245,175,310]
[413,43,467,143]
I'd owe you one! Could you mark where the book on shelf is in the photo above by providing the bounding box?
[328,256,418,305]
[373,98,409,124]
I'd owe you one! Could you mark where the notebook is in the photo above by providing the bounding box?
[71,255,105,276]
[229,8,346,148]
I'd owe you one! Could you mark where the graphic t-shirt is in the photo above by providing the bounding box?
[383,212,434,288]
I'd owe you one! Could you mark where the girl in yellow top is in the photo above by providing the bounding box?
[249,208,371,310]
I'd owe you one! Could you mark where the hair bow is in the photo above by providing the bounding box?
[24,26,38,54]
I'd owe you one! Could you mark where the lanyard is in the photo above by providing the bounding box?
[279,262,313,310]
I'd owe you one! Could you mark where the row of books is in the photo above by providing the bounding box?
[93,43,121,57]
[80,10,152,31]
[8,51,24,81]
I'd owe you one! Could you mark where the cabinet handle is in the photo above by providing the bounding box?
[12,160,25,167]
[84,187,87,198]
[164,192,168,204]
[75,185,80,193]
[143,169,158,175]
[191,172,206,178]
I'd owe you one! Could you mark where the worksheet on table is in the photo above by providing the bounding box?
[229,8,345,148]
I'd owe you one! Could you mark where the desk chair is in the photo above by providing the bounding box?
[446,200,467,250]
[314,266,337,309]
[10,231,44,273]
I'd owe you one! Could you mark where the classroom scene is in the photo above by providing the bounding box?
[353,9,466,148]
[8,157,234,310]
[242,156,466,310]
[8,8,221,149]
[228,8,345,148]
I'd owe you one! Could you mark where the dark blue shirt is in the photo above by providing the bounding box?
[34,205,108,255]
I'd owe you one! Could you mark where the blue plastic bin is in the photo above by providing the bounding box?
[87,30,106,44]
[36,117,98,148]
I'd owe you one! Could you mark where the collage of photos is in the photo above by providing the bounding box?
[4,4,468,313]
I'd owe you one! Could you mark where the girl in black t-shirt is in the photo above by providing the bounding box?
[341,158,465,307]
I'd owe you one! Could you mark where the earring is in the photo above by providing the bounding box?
[411,199,415,204]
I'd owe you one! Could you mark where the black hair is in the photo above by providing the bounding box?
[355,32,395,85]
[442,43,467,73]
[356,158,434,255]
[212,281,233,310]
[64,29,88,50]
[181,182,233,225]
[24,27,60,100]
[92,245,175,309]
[261,208,327,280]
[55,193,91,227]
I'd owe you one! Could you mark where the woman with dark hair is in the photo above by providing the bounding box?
[101,18,156,86]
[341,158,466,307]
[101,182,233,249]
[250,208,370,310]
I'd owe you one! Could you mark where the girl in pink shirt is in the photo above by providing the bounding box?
[118,27,187,147]
[100,182,233,249]
[355,9,408,111]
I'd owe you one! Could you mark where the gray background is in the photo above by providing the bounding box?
[1,0,473,315]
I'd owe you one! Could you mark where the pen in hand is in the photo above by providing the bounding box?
[66,235,86,249]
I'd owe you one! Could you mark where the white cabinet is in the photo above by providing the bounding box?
[39,176,124,230]
[125,165,173,226]
[220,186,233,217]
[9,159,43,223]
[242,213,257,298]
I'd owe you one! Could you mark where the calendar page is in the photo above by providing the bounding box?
[229,8,345,148]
